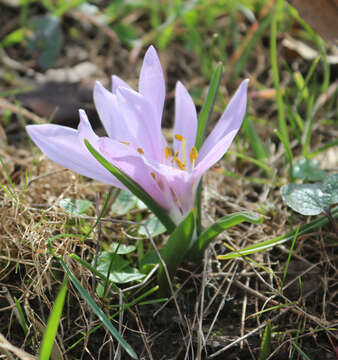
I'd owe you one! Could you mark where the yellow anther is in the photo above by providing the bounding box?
[174,134,187,168]
[120,141,130,145]
[165,146,171,159]
[173,157,185,170]
[190,147,198,166]
[137,147,144,154]
[151,172,156,179]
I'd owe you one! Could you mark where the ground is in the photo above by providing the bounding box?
[0,0,337,359]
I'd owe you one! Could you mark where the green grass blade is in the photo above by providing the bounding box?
[194,63,223,235]
[282,225,299,288]
[270,0,290,159]
[218,207,338,259]
[58,257,138,359]
[84,139,175,234]
[70,254,122,295]
[274,129,293,180]
[83,189,113,240]
[66,286,158,353]
[234,14,271,78]
[188,211,263,261]
[308,140,338,158]
[195,62,223,151]
[0,156,15,190]
[242,117,270,161]
[230,151,273,174]
[157,211,195,296]
[39,280,68,360]
[258,320,272,360]
[54,0,86,17]
[292,342,311,360]
[14,297,28,335]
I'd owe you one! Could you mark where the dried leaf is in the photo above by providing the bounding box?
[288,0,338,42]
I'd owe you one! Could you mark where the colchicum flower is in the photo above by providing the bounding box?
[27,46,248,224]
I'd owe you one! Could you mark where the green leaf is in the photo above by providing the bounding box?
[95,252,145,284]
[157,211,195,296]
[195,63,223,151]
[258,320,272,360]
[84,139,176,233]
[111,190,138,215]
[139,249,163,274]
[54,0,87,17]
[59,198,92,215]
[324,174,338,204]
[187,211,263,261]
[138,217,166,237]
[1,28,25,47]
[27,15,63,69]
[113,23,139,46]
[59,258,137,359]
[109,242,136,255]
[242,117,270,160]
[13,298,28,335]
[281,174,338,216]
[292,158,327,181]
[218,206,338,259]
[39,280,67,360]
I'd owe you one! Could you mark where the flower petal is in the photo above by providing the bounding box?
[138,46,165,123]
[94,81,129,140]
[199,79,249,160]
[193,129,238,179]
[117,87,166,161]
[112,75,132,94]
[26,110,122,187]
[173,81,197,167]
[97,137,171,211]
[141,158,196,219]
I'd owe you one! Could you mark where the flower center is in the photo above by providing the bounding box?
[120,134,198,172]
[165,134,198,171]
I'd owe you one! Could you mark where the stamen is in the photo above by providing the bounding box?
[175,134,187,170]
[120,141,130,145]
[173,156,185,170]
[190,147,198,167]
[164,146,171,159]
[151,172,156,179]
[137,147,144,154]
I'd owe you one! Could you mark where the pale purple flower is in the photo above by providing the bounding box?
[27,46,248,224]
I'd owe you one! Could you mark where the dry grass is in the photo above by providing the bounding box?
[1,136,337,359]
[0,0,338,358]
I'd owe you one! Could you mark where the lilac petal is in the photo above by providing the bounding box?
[166,172,196,215]
[199,79,249,160]
[94,81,128,140]
[138,46,165,123]
[26,110,122,187]
[117,87,166,161]
[112,75,132,94]
[97,137,170,211]
[173,81,197,165]
[193,129,238,180]
[142,159,196,216]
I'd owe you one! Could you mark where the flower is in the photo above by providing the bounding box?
[27,46,248,224]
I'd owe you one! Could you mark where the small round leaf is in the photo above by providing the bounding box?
[281,174,338,216]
